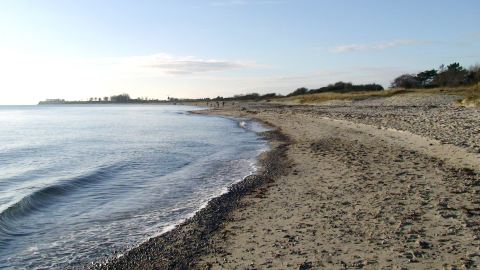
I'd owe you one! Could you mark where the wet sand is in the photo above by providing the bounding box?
[92,98,479,269]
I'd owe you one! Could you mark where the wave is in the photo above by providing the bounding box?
[0,162,126,238]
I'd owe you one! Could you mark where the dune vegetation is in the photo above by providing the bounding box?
[273,84,480,106]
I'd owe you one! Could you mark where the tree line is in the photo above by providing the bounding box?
[86,94,164,103]
[391,63,480,89]
[286,82,384,97]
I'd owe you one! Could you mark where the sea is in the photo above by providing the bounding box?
[0,105,269,269]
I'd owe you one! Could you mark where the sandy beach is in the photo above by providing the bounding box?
[5,2,480,269]
[94,94,479,269]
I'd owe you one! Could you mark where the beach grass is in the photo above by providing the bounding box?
[277,89,411,104]
[273,84,480,107]
[433,84,480,107]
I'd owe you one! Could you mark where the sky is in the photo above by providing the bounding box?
[0,0,479,104]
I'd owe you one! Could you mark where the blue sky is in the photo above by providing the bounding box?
[0,0,479,104]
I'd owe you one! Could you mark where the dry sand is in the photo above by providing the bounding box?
[195,103,480,269]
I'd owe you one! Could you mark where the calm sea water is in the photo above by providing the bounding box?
[0,105,268,269]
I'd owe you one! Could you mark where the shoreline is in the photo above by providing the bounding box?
[89,98,479,269]
[87,114,291,269]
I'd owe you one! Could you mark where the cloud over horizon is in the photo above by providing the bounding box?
[330,39,424,53]
[131,53,254,75]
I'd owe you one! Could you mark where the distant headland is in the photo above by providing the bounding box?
[38,94,170,105]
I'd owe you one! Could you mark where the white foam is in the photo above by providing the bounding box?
[150,151,267,242]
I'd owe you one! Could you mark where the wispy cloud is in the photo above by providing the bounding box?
[329,39,424,53]
[115,53,257,75]
[123,53,253,75]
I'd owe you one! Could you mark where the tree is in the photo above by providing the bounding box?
[434,63,467,86]
[416,69,437,87]
[329,81,353,91]
[110,93,131,103]
[466,64,480,85]
[260,93,276,99]
[309,82,383,93]
[391,74,420,89]
[287,87,308,96]
[232,93,260,101]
